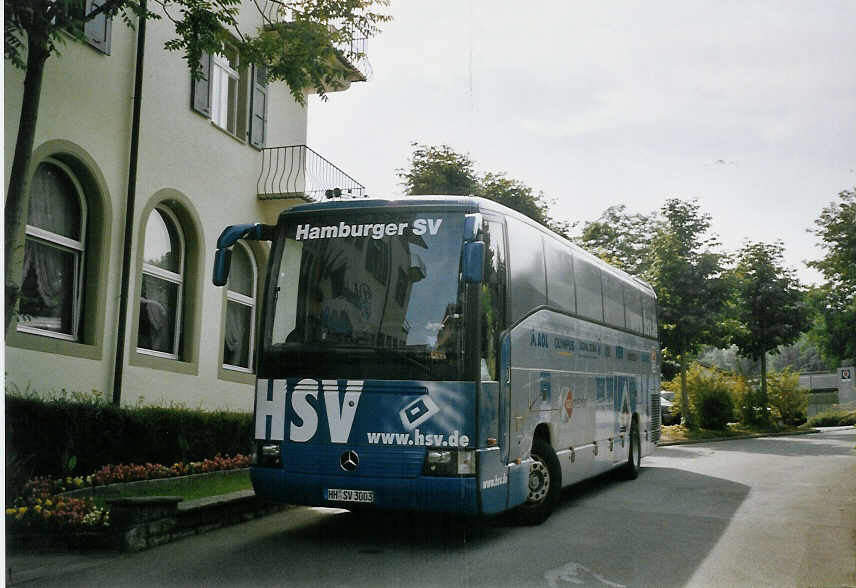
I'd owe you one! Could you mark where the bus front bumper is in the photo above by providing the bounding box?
[250,467,480,515]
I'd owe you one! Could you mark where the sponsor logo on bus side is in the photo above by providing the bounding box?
[481,473,508,490]
[366,429,470,447]
[530,329,550,348]
[294,218,443,241]
[554,336,575,356]
[562,387,574,422]
[578,340,601,358]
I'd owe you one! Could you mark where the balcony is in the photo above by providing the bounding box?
[257,145,366,201]
[258,2,372,83]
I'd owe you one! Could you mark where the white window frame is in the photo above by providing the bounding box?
[17,158,87,342]
[223,241,257,373]
[210,46,240,135]
[137,206,185,360]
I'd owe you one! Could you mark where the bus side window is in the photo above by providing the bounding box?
[545,237,575,314]
[624,283,643,333]
[643,294,657,337]
[574,255,603,322]
[481,220,507,380]
[507,217,547,323]
[271,238,303,344]
[602,271,624,329]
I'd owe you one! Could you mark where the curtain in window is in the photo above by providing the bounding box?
[224,301,251,368]
[19,241,76,333]
[28,164,81,239]
[138,275,178,354]
[18,163,82,335]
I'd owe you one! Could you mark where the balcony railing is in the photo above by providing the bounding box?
[258,2,372,81]
[257,145,366,201]
[337,37,372,81]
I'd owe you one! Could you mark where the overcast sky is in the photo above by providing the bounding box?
[308,1,856,285]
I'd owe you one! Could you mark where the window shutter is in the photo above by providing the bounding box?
[84,0,112,54]
[191,52,212,117]
[249,64,268,149]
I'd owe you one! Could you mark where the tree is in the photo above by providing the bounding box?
[697,345,760,377]
[769,334,830,373]
[397,142,572,236]
[4,0,390,333]
[730,241,810,424]
[807,189,856,367]
[397,143,479,196]
[576,204,661,276]
[646,199,730,427]
[479,172,571,237]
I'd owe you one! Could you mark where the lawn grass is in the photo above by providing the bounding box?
[660,422,804,443]
[93,470,252,508]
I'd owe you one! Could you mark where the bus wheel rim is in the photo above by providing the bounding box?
[527,456,550,504]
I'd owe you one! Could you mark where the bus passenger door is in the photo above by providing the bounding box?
[507,363,531,463]
[499,334,510,465]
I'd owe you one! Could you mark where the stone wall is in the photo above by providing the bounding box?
[107,491,286,552]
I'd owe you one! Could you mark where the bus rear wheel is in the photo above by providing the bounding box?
[517,437,561,525]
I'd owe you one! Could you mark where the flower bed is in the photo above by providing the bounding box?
[6,453,251,541]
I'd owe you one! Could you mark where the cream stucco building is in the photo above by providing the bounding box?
[4,2,366,411]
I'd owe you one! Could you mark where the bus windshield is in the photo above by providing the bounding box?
[261,211,468,381]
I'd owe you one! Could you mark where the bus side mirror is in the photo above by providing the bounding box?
[462,241,485,283]
[213,248,232,287]
[212,222,275,287]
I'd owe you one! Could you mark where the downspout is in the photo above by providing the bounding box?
[112,2,147,406]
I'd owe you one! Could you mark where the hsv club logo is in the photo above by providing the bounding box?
[399,395,440,430]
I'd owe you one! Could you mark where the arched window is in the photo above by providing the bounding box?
[223,241,257,371]
[18,160,86,339]
[137,207,184,357]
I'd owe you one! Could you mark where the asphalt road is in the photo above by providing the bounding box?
[12,427,856,587]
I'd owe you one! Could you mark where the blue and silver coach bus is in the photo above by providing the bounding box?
[213,196,660,523]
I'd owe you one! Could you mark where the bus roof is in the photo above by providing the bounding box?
[280,195,482,216]
[279,195,655,297]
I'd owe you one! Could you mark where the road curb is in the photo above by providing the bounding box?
[657,428,821,446]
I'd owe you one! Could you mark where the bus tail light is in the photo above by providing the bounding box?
[422,449,475,476]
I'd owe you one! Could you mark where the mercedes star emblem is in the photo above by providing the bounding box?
[339,450,359,472]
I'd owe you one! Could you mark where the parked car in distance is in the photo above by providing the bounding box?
[660,390,681,425]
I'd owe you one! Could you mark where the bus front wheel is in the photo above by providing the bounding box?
[517,437,561,525]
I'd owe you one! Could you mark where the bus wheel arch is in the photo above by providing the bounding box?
[533,423,552,446]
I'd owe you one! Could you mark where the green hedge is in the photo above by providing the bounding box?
[5,395,254,478]
[806,409,856,427]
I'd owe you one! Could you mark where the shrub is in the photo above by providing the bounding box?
[807,409,856,427]
[694,378,735,430]
[729,374,759,426]
[664,363,734,429]
[767,368,808,426]
[5,391,253,479]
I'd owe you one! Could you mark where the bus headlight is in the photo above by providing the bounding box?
[422,449,475,476]
[254,442,282,467]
